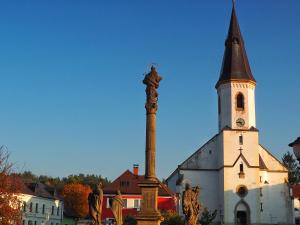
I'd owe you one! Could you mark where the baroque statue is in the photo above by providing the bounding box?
[143,66,162,114]
[182,184,201,225]
[88,182,104,225]
[112,190,124,225]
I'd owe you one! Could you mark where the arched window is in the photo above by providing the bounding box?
[236,93,244,110]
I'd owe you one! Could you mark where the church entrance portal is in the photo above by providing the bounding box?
[236,211,247,225]
[234,200,250,225]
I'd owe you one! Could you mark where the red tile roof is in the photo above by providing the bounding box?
[103,170,174,197]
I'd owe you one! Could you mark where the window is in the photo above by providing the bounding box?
[107,198,113,208]
[260,176,262,183]
[51,206,54,215]
[29,202,33,212]
[23,202,26,212]
[35,203,38,213]
[28,221,33,225]
[260,202,263,212]
[134,199,141,209]
[22,220,25,225]
[34,221,37,225]
[236,93,244,110]
[239,135,243,145]
[236,185,248,198]
[57,207,60,216]
[240,163,244,173]
[42,204,45,214]
[123,199,127,208]
[120,181,129,187]
[260,187,263,197]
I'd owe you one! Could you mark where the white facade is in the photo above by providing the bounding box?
[19,193,63,225]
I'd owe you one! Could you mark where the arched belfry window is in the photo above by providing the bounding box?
[236,93,245,110]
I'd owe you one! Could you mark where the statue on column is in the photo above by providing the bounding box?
[88,182,104,225]
[143,66,162,114]
[182,184,201,225]
[112,190,124,225]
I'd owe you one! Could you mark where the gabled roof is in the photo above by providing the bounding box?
[103,170,174,197]
[22,182,61,200]
[216,5,256,88]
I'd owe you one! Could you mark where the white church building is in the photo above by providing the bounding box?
[166,5,294,225]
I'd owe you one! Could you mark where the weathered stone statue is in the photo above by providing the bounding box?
[88,182,103,225]
[182,184,201,225]
[112,190,124,225]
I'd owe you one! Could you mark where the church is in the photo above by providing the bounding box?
[166,4,294,225]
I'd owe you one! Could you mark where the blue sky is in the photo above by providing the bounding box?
[0,0,299,181]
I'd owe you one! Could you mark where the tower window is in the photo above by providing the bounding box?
[239,135,243,145]
[236,93,244,110]
[260,202,263,212]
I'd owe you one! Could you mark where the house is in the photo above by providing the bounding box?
[293,185,300,224]
[20,182,64,225]
[166,4,293,225]
[102,164,176,224]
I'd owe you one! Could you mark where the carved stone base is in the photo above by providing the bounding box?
[136,180,163,225]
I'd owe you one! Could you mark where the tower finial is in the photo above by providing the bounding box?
[232,0,236,8]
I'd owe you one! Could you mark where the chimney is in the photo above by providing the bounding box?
[133,164,139,176]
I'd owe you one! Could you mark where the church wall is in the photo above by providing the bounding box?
[180,136,219,169]
[223,130,259,167]
[218,83,232,130]
[176,170,220,222]
[258,171,293,224]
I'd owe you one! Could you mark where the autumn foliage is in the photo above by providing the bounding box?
[0,148,23,225]
[61,183,92,218]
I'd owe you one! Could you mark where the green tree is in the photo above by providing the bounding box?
[123,215,137,225]
[282,151,300,184]
[199,208,217,225]
[161,210,184,225]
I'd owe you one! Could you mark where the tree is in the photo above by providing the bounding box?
[61,183,92,218]
[282,151,300,184]
[123,215,137,225]
[199,208,217,225]
[161,210,184,225]
[0,147,23,225]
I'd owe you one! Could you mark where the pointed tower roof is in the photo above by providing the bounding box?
[215,5,256,88]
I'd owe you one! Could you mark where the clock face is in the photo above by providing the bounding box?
[236,118,245,127]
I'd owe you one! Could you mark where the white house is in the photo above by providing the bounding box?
[166,5,294,225]
[19,183,64,225]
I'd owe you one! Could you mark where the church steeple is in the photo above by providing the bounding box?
[216,4,257,131]
[215,4,256,89]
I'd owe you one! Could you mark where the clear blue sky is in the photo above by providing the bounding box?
[1,0,299,181]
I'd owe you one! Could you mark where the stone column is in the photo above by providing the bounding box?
[136,66,163,225]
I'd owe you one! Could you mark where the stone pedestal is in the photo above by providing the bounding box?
[136,180,163,225]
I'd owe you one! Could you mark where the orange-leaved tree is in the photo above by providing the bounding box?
[61,183,92,218]
[0,147,23,225]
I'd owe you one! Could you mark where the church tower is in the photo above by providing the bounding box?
[216,5,256,131]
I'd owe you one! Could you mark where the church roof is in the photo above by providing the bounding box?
[215,5,256,88]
